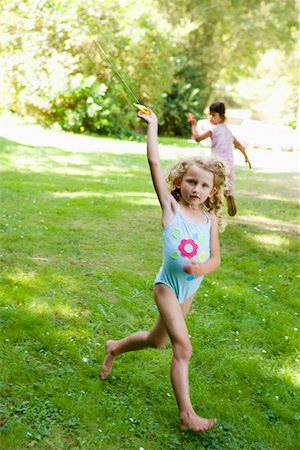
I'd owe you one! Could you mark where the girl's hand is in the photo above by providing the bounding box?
[137,107,158,125]
[183,259,204,278]
[245,156,252,169]
[187,112,197,124]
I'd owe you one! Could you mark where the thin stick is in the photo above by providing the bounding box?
[88,29,140,104]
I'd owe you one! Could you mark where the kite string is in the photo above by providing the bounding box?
[88,29,140,104]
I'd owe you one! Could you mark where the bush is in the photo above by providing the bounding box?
[159,82,205,137]
[26,73,142,139]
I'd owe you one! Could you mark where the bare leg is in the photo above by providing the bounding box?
[154,284,217,432]
[100,315,169,380]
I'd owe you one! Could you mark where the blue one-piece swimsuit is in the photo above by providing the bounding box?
[154,205,211,304]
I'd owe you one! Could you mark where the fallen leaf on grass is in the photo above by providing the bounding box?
[0,417,8,427]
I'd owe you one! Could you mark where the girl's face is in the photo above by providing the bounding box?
[209,111,223,125]
[177,164,217,209]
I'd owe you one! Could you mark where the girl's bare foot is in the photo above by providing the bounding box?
[99,340,117,380]
[180,413,217,432]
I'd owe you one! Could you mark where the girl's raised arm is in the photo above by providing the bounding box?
[138,109,176,225]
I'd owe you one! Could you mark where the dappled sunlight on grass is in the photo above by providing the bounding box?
[27,301,80,319]
[232,215,299,233]
[252,234,291,249]
[278,366,300,387]
[52,191,106,198]
[120,192,158,206]
[45,166,131,176]
[49,154,91,165]
[13,155,39,170]
[8,270,37,285]
[239,190,299,202]
[51,190,158,206]
[12,153,133,177]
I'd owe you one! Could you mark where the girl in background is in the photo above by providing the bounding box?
[187,101,252,216]
[101,107,227,432]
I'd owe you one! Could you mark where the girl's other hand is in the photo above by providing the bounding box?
[245,157,252,169]
[187,112,197,124]
[183,259,203,278]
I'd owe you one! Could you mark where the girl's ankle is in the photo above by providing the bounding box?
[179,410,195,421]
[107,340,117,356]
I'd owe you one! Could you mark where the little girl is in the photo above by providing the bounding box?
[187,101,252,216]
[100,107,227,433]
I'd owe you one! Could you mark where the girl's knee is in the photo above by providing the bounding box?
[173,340,192,361]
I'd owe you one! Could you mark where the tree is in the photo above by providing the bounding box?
[0,0,298,136]
[0,0,176,135]
[157,0,298,134]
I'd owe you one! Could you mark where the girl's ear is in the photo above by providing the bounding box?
[174,177,181,189]
[208,187,218,198]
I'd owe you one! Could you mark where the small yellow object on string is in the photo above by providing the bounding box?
[133,103,151,115]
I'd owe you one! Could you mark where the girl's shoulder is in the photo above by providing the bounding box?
[217,122,229,130]
[206,210,216,218]
[211,122,223,134]
[206,210,218,226]
[214,122,233,138]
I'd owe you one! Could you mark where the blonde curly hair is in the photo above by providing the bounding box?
[166,156,227,226]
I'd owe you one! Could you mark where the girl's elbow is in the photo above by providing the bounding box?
[148,157,159,167]
[215,256,221,269]
[208,256,221,272]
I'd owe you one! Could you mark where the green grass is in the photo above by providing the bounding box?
[158,136,197,148]
[0,134,299,450]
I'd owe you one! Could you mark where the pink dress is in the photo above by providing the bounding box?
[210,123,235,193]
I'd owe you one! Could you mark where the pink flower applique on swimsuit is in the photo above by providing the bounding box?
[178,239,198,258]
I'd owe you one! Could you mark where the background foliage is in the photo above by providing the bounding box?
[0,0,298,136]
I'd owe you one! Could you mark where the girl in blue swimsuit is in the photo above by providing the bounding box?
[100,108,227,433]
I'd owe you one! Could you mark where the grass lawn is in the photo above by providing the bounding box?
[0,133,299,450]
